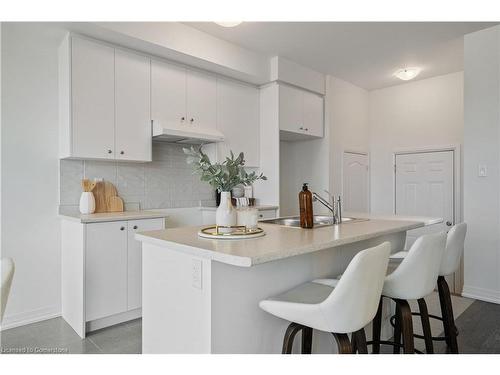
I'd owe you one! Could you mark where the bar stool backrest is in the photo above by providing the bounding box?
[318,242,391,334]
[383,232,447,300]
[440,222,467,277]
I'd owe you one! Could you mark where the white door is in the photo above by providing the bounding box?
[342,152,369,213]
[395,150,454,248]
[85,221,128,321]
[186,69,217,130]
[127,219,164,311]
[71,37,115,159]
[216,78,260,167]
[302,91,324,138]
[115,49,152,162]
[151,60,187,130]
[279,84,303,134]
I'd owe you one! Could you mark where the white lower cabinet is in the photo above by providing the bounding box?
[61,216,165,337]
[201,208,278,225]
[85,221,128,321]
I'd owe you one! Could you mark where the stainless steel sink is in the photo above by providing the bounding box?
[260,215,368,228]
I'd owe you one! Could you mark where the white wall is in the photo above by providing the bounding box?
[327,76,369,199]
[1,23,67,328]
[368,72,464,214]
[462,26,500,303]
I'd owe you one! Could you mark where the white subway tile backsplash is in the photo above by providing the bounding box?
[60,143,216,210]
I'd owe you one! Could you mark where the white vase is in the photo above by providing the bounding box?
[216,191,237,233]
[79,192,96,214]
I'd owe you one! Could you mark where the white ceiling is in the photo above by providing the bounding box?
[186,22,496,90]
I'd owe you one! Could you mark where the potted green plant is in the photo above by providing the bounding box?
[184,146,266,232]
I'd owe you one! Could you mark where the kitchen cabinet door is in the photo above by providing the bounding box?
[127,218,165,311]
[151,60,187,130]
[279,84,304,134]
[71,37,115,159]
[115,49,152,162]
[302,91,324,138]
[186,69,217,130]
[85,221,128,321]
[217,78,260,167]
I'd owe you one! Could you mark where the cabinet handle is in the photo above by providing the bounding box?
[305,128,309,131]
[120,150,124,155]
[299,126,304,130]
[120,226,125,231]
[181,117,185,122]
[190,118,194,123]
[259,214,263,218]
[107,149,112,154]
[133,225,138,230]
[446,221,452,226]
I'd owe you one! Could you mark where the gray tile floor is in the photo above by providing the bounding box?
[1,318,141,354]
[1,299,499,354]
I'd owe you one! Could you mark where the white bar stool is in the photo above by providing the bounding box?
[1,257,15,322]
[387,223,467,353]
[259,242,391,354]
[371,231,447,354]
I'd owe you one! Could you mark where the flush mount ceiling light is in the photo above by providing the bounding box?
[394,67,421,81]
[214,22,242,27]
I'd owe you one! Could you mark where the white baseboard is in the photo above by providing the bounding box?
[462,285,500,304]
[0,305,61,331]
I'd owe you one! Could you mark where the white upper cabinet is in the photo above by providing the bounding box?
[60,36,152,162]
[151,63,217,133]
[186,69,217,130]
[216,78,260,167]
[151,60,187,129]
[302,90,324,138]
[279,84,324,141]
[70,37,115,159]
[115,49,152,162]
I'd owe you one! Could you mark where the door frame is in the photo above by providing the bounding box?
[341,149,371,213]
[392,144,462,226]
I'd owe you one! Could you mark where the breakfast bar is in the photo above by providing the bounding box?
[136,216,439,353]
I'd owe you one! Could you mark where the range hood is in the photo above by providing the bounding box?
[152,121,224,144]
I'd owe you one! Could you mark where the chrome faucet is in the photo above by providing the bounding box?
[312,190,342,224]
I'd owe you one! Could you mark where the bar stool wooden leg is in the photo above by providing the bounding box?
[301,326,313,354]
[437,276,459,354]
[332,333,353,354]
[393,302,402,354]
[372,297,383,354]
[396,299,415,354]
[282,322,304,354]
[417,298,434,354]
[352,329,368,354]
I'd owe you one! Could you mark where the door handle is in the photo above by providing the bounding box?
[446,221,452,226]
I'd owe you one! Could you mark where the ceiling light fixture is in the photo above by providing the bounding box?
[214,22,242,27]
[394,67,421,81]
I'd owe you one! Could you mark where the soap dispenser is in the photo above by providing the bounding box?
[299,183,314,228]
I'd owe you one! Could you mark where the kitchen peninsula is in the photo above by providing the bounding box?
[136,216,440,353]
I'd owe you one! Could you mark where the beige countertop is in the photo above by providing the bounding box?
[136,219,424,267]
[59,210,168,223]
[198,205,279,211]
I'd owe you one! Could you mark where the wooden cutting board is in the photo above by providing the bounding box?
[107,196,124,212]
[93,180,122,213]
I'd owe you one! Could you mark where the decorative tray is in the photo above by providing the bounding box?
[198,225,266,240]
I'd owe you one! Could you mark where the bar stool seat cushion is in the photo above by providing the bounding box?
[259,242,391,334]
[312,278,340,288]
[389,251,409,260]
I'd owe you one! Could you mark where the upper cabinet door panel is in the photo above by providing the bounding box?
[71,37,115,159]
[151,60,187,129]
[279,84,303,133]
[302,91,324,137]
[115,49,152,162]
[217,78,260,167]
[186,70,217,130]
